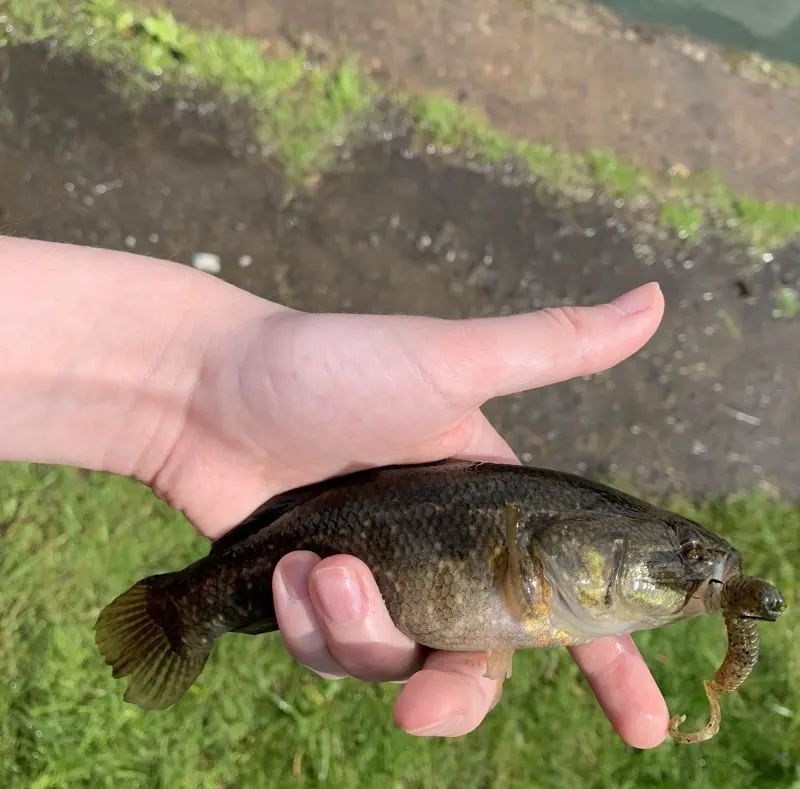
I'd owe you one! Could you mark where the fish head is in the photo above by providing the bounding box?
[615,511,743,621]
[534,509,742,637]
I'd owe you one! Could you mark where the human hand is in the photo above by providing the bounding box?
[0,237,667,748]
[155,277,667,748]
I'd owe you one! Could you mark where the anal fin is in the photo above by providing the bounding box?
[485,648,515,681]
[485,648,515,711]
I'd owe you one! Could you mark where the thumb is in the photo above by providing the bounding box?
[404,282,664,408]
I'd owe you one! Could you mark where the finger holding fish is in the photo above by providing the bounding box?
[276,546,671,747]
[275,550,507,734]
[273,551,349,680]
[394,650,503,737]
[275,551,431,684]
[305,554,428,683]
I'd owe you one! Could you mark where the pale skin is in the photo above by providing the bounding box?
[0,235,668,747]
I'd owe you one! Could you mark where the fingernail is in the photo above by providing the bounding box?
[408,712,464,737]
[313,567,365,625]
[610,282,660,316]
[279,563,312,603]
[281,570,311,603]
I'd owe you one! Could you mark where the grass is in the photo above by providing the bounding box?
[2,0,800,251]
[1,462,798,788]
[403,94,800,253]
[1,0,375,184]
[773,286,800,319]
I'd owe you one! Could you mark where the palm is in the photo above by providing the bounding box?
[153,286,671,749]
[233,313,519,494]
[158,310,517,535]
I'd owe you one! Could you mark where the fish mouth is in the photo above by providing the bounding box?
[704,550,743,587]
[721,550,744,583]
[683,551,739,617]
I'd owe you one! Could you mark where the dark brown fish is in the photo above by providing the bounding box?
[94,459,785,742]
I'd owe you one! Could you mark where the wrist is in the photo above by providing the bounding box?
[0,236,269,481]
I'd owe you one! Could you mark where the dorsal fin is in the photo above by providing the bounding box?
[209,458,474,554]
[208,480,348,555]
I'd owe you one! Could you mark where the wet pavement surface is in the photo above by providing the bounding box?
[2,43,800,500]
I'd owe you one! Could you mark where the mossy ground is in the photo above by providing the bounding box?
[2,0,799,251]
[404,94,800,253]
[0,462,797,788]
[2,0,375,184]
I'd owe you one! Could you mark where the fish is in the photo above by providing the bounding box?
[94,458,785,742]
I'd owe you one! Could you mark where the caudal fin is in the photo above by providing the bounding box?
[94,578,213,711]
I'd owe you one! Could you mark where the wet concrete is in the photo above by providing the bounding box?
[147,0,800,203]
[2,43,800,500]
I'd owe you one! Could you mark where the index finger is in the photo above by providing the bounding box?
[569,635,668,749]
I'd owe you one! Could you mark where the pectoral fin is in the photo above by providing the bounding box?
[501,503,549,619]
[502,504,529,617]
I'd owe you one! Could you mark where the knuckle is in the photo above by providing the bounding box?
[539,306,585,340]
[324,643,381,680]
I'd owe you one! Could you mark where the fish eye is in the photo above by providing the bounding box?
[681,539,705,561]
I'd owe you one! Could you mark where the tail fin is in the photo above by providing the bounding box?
[94,578,214,711]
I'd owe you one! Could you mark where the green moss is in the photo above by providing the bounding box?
[407,94,600,196]
[721,48,800,88]
[584,150,653,198]
[2,0,375,184]
[773,286,799,319]
[660,201,704,239]
[732,196,800,252]
[3,0,800,251]
[404,94,800,252]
